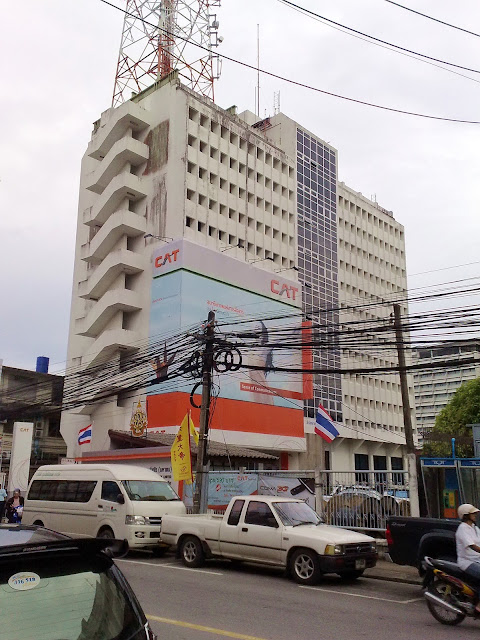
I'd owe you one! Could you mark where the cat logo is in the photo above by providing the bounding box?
[155,249,180,269]
[270,280,299,301]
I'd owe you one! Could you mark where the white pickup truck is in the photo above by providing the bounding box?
[161,495,377,584]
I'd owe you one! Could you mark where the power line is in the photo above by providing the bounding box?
[100,0,480,124]
[278,0,480,74]
[278,0,480,86]
[409,260,480,278]
[384,1,480,39]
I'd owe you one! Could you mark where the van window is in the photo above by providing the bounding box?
[28,480,97,503]
[101,481,122,502]
[122,480,180,502]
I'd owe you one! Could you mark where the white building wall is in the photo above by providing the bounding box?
[337,184,416,451]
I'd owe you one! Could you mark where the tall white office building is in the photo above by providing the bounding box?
[61,72,415,473]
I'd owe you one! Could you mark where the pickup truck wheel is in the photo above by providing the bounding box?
[289,548,321,585]
[338,570,364,581]
[180,536,205,568]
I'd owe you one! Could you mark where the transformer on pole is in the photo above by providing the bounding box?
[112,0,222,108]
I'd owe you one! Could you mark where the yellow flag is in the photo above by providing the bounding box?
[189,414,199,445]
[171,413,193,483]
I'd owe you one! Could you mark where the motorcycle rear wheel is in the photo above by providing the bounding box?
[426,579,466,626]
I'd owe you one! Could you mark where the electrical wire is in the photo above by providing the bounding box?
[278,0,480,74]
[100,0,480,124]
[277,0,480,86]
[383,1,480,39]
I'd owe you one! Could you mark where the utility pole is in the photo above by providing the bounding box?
[393,303,420,517]
[192,310,215,514]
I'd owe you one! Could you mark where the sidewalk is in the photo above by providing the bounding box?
[364,559,422,585]
[360,539,422,585]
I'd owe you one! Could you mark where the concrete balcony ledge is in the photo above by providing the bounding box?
[81,211,147,263]
[78,250,146,300]
[85,138,149,195]
[87,101,151,161]
[81,328,141,369]
[76,289,142,338]
[83,174,147,227]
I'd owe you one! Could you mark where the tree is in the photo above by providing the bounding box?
[422,377,480,458]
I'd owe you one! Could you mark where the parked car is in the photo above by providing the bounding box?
[22,463,186,553]
[386,515,458,573]
[160,495,377,584]
[325,488,410,529]
[0,524,156,639]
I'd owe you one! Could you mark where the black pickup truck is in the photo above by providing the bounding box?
[386,516,459,573]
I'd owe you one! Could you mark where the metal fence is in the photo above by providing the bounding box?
[187,469,410,532]
[314,470,410,531]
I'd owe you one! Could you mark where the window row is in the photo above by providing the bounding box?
[188,108,293,174]
[186,190,295,222]
[339,259,406,278]
[339,239,405,260]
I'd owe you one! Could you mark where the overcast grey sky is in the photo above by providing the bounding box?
[1,0,479,372]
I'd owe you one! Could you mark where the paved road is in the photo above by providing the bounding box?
[118,553,480,639]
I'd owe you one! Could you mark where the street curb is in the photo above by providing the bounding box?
[363,573,422,586]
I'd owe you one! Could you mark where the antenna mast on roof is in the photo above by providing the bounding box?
[273,91,280,115]
[112,0,223,108]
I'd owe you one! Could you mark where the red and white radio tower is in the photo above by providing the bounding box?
[112,0,222,108]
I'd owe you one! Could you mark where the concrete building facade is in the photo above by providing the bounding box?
[414,340,480,439]
[62,72,414,473]
[0,364,67,472]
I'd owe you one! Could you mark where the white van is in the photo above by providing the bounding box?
[23,464,186,552]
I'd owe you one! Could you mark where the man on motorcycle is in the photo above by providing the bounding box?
[456,503,480,614]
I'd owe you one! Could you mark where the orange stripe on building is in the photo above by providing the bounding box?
[146,392,304,437]
[75,451,171,463]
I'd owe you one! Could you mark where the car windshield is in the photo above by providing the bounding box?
[122,480,180,501]
[273,501,323,526]
[0,526,69,547]
[0,555,145,640]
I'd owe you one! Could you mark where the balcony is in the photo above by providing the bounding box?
[76,289,142,338]
[81,210,147,263]
[85,138,149,195]
[78,250,146,300]
[83,174,147,227]
[87,101,151,161]
[81,328,141,369]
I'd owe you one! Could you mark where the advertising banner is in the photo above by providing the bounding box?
[149,270,303,408]
[183,472,258,508]
[8,422,34,494]
[258,475,316,509]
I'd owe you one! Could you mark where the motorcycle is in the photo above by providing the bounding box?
[423,556,479,625]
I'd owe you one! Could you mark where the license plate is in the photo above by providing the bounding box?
[355,559,366,570]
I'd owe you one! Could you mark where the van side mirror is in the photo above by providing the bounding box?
[116,494,125,505]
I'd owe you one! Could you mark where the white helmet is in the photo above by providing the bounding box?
[458,504,480,519]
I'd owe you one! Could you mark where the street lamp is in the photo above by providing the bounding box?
[275,266,299,273]
[220,241,244,252]
[144,234,173,242]
[250,256,275,264]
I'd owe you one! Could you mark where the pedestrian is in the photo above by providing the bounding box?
[0,483,7,522]
[455,503,480,614]
[5,489,24,524]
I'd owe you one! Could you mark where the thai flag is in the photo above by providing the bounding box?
[78,424,92,446]
[315,404,339,443]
